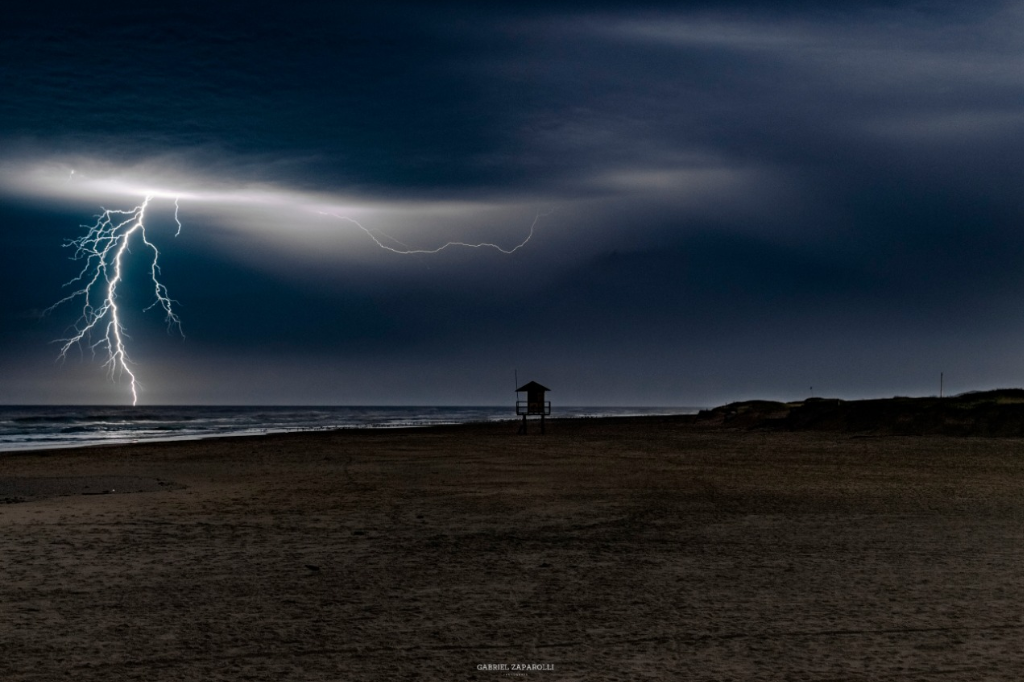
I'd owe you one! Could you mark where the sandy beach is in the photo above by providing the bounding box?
[2,416,1024,681]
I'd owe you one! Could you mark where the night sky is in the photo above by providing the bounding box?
[2,2,1023,406]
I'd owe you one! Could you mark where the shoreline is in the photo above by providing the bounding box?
[0,407,702,454]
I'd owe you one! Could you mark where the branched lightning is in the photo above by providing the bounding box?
[46,195,182,405]
[319,211,546,255]
[46,181,544,405]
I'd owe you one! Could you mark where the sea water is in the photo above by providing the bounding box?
[0,405,700,452]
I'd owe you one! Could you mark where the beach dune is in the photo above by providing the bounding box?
[2,417,1023,680]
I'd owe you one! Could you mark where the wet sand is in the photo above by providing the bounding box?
[2,417,1024,681]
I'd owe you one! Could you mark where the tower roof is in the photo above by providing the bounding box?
[516,381,550,393]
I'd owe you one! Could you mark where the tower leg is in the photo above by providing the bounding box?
[518,414,527,435]
[541,414,545,434]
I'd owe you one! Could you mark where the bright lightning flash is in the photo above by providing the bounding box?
[320,211,545,254]
[40,162,545,405]
[47,196,182,405]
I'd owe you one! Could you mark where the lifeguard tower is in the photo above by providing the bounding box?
[516,381,550,434]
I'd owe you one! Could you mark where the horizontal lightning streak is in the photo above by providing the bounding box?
[319,212,546,255]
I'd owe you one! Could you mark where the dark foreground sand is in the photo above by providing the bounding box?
[2,417,1024,681]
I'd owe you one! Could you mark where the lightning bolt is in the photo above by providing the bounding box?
[173,196,182,236]
[48,188,543,405]
[319,211,546,254]
[46,195,182,405]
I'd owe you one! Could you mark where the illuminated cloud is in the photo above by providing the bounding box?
[4,2,1024,404]
[0,154,563,261]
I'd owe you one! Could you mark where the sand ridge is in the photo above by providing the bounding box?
[0,475,182,503]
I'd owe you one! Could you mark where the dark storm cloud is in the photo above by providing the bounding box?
[0,1,988,195]
[2,1,1024,403]
[1,1,1009,198]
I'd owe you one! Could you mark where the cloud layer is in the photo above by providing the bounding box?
[2,1,1023,404]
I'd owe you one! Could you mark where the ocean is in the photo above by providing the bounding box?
[0,405,701,452]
